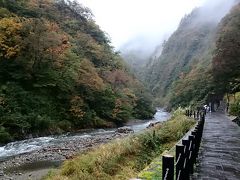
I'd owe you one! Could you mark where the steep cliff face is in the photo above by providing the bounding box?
[146,9,217,105]
[145,1,237,107]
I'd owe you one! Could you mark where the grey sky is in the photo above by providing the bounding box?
[79,0,205,48]
[78,0,236,51]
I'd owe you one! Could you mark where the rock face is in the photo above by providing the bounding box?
[147,122,161,128]
[232,116,240,126]
[115,127,134,134]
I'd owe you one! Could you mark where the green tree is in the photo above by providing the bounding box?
[212,4,240,94]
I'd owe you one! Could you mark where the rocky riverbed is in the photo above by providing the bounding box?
[0,109,170,180]
[0,131,131,180]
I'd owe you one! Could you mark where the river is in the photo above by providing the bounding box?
[0,109,169,162]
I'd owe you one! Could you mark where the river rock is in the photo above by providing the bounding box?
[115,126,134,134]
[147,122,161,128]
[232,116,240,126]
[0,170,4,176]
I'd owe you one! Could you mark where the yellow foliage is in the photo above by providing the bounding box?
[112,98,122,118]
[0,8,12,18]
[20,18,70,68]
[0,97,5,105]
[122,88,137,102]
[77,59,105,91]
[69,96,85,119]
[27,0,54,9]
[76,32,104,58]
[0,17,22,58]
[44,21,70,64]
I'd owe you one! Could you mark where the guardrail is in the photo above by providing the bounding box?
[162,111,205,180]
[185,109,206,119]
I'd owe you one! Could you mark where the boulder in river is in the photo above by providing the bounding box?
[232,116,240,126]
[0,170,4,176]
[147,122,161,128]
[115,127,134,134]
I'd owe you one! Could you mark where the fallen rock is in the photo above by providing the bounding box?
[115,127,134,134]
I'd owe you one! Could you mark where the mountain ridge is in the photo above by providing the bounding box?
[0,0,154,144]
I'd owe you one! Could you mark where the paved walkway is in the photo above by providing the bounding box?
[192,112,240,180]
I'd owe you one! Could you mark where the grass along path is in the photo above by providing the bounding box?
[138,120,195,180]
[45,110,195,180]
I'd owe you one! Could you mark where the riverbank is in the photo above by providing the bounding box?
[46,112,195,180]
[0,131,131,180]
[0,110,170,179]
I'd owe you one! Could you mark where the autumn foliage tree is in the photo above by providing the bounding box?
[0,17,22,59]
[0,0,154,144]
[212,4,240,94]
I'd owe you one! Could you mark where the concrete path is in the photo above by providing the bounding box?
[191,112,240,180]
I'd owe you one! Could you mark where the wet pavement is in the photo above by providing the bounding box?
[191,112,240,180]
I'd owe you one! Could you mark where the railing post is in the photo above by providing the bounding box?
[182,139,190,180]
[202,113,205,125]
[182,107,207,178]
[188,135,195,174]
[195,113,205,156]
[182,107,205,179]
[176,144,184,180]
[191,131,198,163]
[162,155,174,180]
[199,114,205,141]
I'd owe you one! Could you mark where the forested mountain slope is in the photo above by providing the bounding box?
[213,3,240,95]
[121,42,163,84]
[0,0,154,144]
[145,7,217,107]
[212,3,240,116]
[145,1,237,108]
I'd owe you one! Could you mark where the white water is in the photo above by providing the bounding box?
[128,108,169,132]
[0,109,169,160]
[0,137,54,158]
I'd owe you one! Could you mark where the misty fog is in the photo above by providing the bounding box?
[80,0,238,61]
[120,0,237,61]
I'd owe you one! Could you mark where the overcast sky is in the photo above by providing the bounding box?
[79,0,207,49]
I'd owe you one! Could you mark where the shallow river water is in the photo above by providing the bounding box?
[0,108,170,161]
